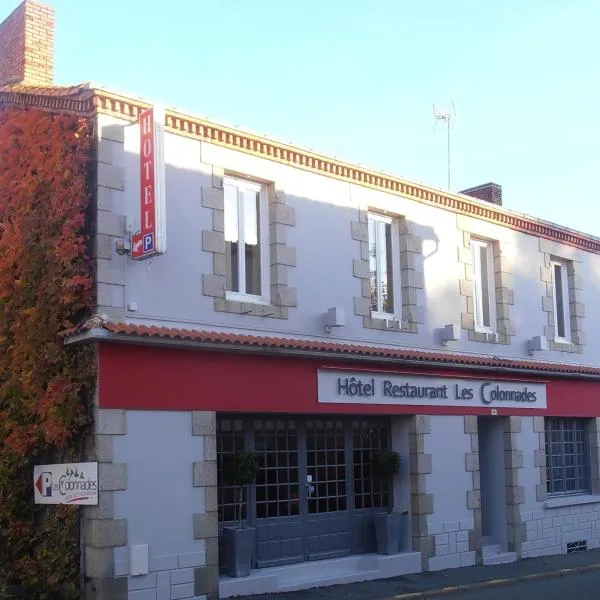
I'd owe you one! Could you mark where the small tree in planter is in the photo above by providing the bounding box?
[223,450,260,577]
[372,450,405,554]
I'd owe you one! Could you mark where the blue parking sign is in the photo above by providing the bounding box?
[143,233,154,252]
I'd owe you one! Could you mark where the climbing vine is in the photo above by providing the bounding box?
[0,107,95,599]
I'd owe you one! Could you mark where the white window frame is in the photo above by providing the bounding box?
[223,176,270,304]
[471,238,496,333]
[551,259,571,343]
[368,213,402,322]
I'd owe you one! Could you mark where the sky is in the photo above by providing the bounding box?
[27,0,600,235]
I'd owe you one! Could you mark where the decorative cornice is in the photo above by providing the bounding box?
[6,85,600,255]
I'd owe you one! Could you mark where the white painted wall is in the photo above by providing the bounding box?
[426,416,475,570]
[426,416,472,527]
[96,113,600,367]
[112,411,206,577]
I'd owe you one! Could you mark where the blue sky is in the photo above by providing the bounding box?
[45,0,599,235]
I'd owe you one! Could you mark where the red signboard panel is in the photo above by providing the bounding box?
[98,343,600,418]
[132,107,166,260]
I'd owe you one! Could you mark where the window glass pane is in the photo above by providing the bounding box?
[368,219,378,312]
[368,217,394,315]
[353,419,390,510]
[224,184,239,293]
[479,245,491,327]
[545,417,589,495]
[217,418,246,522]
[383,222,394,314]
[554,264,565,338]
[243,188,261,295]
[254,419,299,519]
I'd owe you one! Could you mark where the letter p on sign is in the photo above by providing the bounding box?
[36,472,52,497]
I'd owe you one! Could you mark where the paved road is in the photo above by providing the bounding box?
[437,568,600,599]
[248,550,600,600]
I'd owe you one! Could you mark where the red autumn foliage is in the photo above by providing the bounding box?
[0,107,96,600]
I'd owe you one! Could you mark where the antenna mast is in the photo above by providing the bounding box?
[433,101,456,190]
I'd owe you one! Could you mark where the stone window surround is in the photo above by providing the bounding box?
[352,208,424,334]
[538,238,585,353]
[192,411,219,600]
[202,166,297,319]
[464,416,525,561]
[535,416,600,504]
[458,222,514,345]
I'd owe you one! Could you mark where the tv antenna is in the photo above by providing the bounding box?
[433,101,457,190]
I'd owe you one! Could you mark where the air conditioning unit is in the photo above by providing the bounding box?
[440,323,460,345]
[528,336,548,355]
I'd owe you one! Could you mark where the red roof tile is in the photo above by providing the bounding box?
[63,317,600,378]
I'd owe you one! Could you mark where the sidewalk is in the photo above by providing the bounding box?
[249,549,600,600]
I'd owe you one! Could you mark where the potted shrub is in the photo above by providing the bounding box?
[372,449,404,554]
[223,450,260,577]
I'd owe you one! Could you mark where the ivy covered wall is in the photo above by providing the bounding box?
[0,106,96,599]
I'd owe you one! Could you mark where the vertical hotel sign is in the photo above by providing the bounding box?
[132,107,166,260]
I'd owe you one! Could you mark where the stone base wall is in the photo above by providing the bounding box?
[521,505,600,557]
[428,518,476,570]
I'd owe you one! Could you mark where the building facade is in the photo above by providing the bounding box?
[4,3,600,600]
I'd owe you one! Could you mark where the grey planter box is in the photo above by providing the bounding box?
[374,512,405,555]
[224,526,256,577]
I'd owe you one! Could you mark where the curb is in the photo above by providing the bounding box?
[386,562,600,599]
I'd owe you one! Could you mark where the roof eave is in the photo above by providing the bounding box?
[64,328,600,381]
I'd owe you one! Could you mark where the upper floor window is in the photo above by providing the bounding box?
[551,260,571,342]
[224,177,269,302]
[471,239,496,332]
[368,213,400,319]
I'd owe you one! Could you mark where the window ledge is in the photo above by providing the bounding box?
[225,291,270,306]
[544,494,600,509]
[371,312,401,323]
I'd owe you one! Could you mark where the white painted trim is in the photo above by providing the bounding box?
[471,239,496,333]
[367,213,402,319]
[544,494,600,509]
[223,176,270,303]
[550,260,571,343]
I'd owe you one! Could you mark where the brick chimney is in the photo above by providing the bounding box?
[0,0,54,87]
[460,182,502,207]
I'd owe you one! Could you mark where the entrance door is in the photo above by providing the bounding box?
[304,419,352,560]
[217,416,391,570]
[478,417,508,549]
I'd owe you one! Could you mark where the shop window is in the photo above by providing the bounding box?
[545,417,590,495]
[353,419,390,509]
[368,213,401,320]
[471,238,496,332]
[306,419,347,514]
[216,418,246,523]
[224,176,269,303]
[254,419,299,518]
[551,260,571,342]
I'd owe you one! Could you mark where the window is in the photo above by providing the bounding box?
[545,418,590,496]
[368,213,400,318]
[224,177,268,302]
[551,260,571,342]
[471,239,496,332]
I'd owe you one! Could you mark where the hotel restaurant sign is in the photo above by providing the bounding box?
[317,370,547,409]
